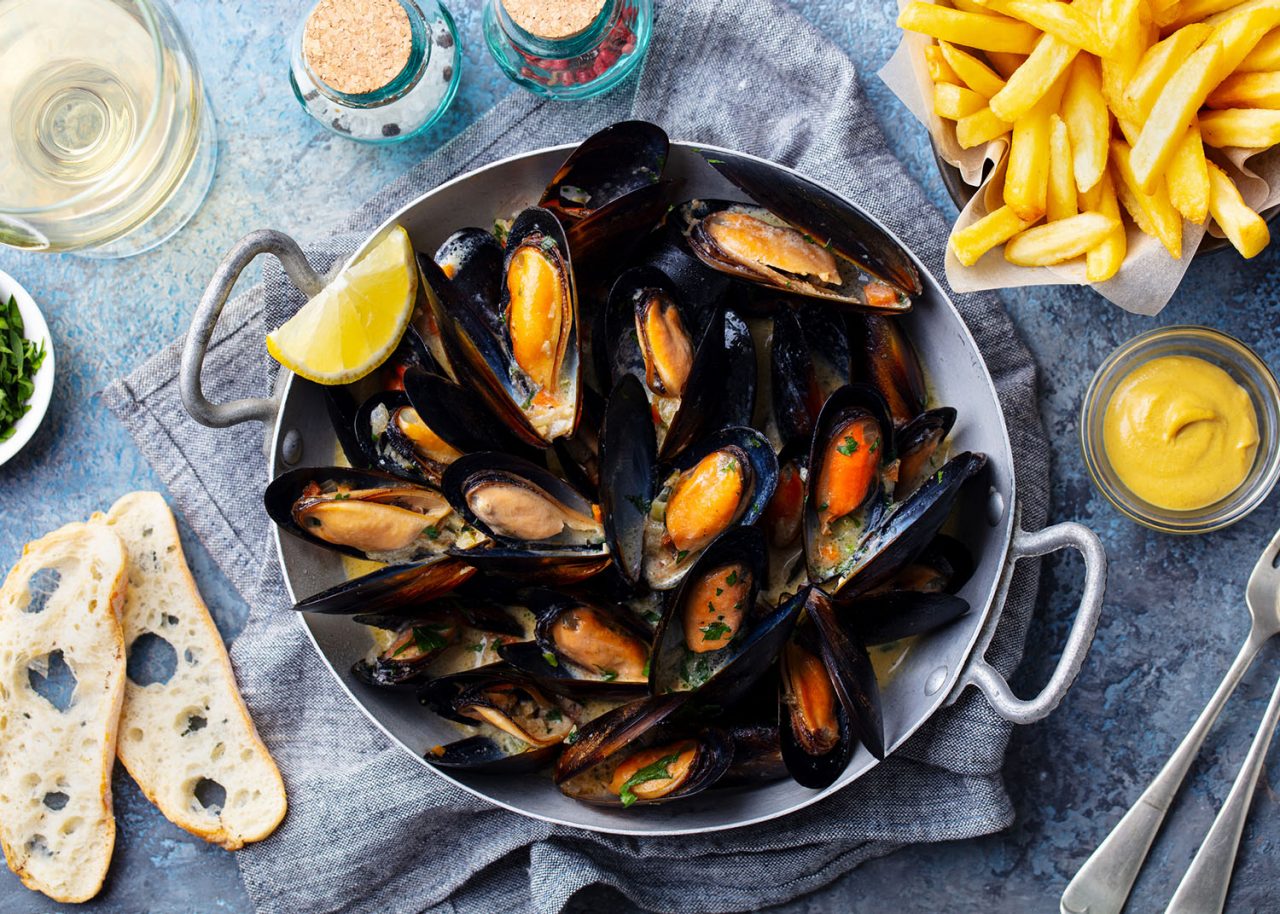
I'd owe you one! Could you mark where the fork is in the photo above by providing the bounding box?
[1061,525,1280,914]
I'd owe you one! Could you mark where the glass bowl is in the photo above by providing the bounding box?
[1080,326,1280,534]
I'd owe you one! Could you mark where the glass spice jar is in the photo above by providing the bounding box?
[482,0,653,101]
[289,0,461,144]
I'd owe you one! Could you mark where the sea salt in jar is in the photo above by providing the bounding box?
[289,0,461,143]
[483,0,652,100]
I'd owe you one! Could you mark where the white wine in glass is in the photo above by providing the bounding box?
[0,0,217,258]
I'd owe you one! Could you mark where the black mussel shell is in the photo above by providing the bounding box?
[551,385,604,497]
[831,451,988,604]
[497,589,651,696]
[554,693,687,784]
[265,466,457,563]
[649,527,769,697]
[351,611,468,689]
[643,426,779,591]
[772,304,852,451]
[708,309,758,434]
[656,308,729,460]
[426,736,559,774]
[720,723,789,785]
[895,407,958,501]
[433,228,505,341]
[901,534,973,595]
[599,375,657,587]
[291,555,476,615]
[809,588,885,761]
[442,452,604,550]
[850,314,927,429]
[802,384,897,584]
[567,181,674,270]
[560,725,734,808]
[639,235,732,328]
[696,150,922,305]
[540,121,669,222]
[402,367,542,460]
[318,381,371,470]
[455,544,612,587]
[779,613,855,788]
[849,591,970,646]
[354,390,460,484]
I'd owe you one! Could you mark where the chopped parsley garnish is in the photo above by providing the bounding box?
[333,492,350,500]
[642,658,651,678]
[837,436,859,456]
[700,621,732,641]
[521,388,537,410]
[545,707,563,722]
[870,438,880,453]
[722,458,739,474]
[0,295,46,442]
[600,669,619,682]
[625,494,651,514]
[566,727,581,745]
[424,525,440,539]
[394,624,448,657]
[726,569,739,586]
[676,549,689,562]
[539,236,558,252]
[618,752,682,808]
[542,651,559,668]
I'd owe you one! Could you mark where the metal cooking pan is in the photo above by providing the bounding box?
[179,140,1107,836]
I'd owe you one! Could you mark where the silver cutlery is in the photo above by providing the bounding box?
[1061,525,1280,914]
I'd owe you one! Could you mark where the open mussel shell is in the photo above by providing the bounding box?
[433,228,506,339]
[850,314,926,429]
[848,592,970,646]
[318,381,372,471]
[771,304,853,450]
[498,590,652,696]
[648,527,796,701]
[456,545,612,587]
[708,309,759,434]
[291,554,476,615]
[894,407,957,501]
[779,617,855,789]
[550,384,604,497]
[265,466,458,563]
[354,390,464,485]
[893,534,973,595]
[553,694,733,807]
[809,587,884,762]
[351,612,463,689]
[401,367,542,461]
[443,452,605,550]
[831,451,988,604]
[720,722,789,785]
[422,670,580,772]
[642,426,779,591]
[540,121,669,222]
[599,375,656,587]
[802,384,897,585]
[695,150,922,307]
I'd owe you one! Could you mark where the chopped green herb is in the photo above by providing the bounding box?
[726,569,739,586]
[642,658,651,678]
[333,492,350,500]
[424,525,440,539]
[546,707,563,722]
[722,458,739,474]
[394,625,448,657]
[715,587,723,596]
[625,494,651,514]
[542,651,559,668]
[521,388,537,410]
[469,642,485,653]
[837,436,859,456]
[818,501,829,512]
[618,751,683,808]
[600,669,619,682]
[540,236,558,252]
[705,158,725,165]
[676,549,689,562]
[870,438,880,453]
[700,621,732,641]
[643,610,662,625]
[566,727,581,745]
[0,295,46,442]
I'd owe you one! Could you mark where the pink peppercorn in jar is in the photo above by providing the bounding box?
[482,0,652,100]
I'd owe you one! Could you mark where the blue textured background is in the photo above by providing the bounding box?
[1,1,1277,911]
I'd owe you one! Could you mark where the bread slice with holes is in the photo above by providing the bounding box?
[0,521,128,903]
[93,492,286,850]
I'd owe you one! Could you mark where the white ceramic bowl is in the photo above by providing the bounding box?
[0,270,55,467]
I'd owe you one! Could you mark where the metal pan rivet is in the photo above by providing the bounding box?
[986,487,1005,527]
[281,428,303,466]
[925,665,948,695]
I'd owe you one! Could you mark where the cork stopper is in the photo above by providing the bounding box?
[501,0,608,40]
[303,0,413,96]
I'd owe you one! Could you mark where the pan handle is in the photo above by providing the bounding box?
[952,522,1107,725]
[180,229,324,429]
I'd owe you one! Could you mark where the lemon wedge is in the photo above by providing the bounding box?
[266,225,417,385]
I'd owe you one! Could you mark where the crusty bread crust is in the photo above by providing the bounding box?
[0,522,128,904]
[95,493,286,850]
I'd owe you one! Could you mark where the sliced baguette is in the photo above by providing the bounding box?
[94,492,286,850]
[0,522,128,903]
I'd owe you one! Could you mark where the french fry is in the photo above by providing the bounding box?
[1047,116,1079,221]
[1153,0,1187,27]
[951,205,1038,266]
[1203,0,1280,27]
[897,4,1040,54]
[980,0,1108,56]
[1004,77,1066,220]
[950,0,990,13]
[1200,106,1280,144]
[1004,213,1122,265]
[935,82,990,118]
[939,42,1007,97]
[1206,160,1271,255]
[1237,28,1280,70]
[1099,0,1144,57]
[990,34,1081,122]
[1124,25,1213,119]
[1101,15,1153,123]
[1062,55,1110,193]
[925,45,961,84]
[1112,139,1185,257]
[1207,5,1280,78]
[1206,70,1280,106]
[986,51,1029,78]
[1130,42,1226,192]
[956,107,1013,147]
[1171,0,1250,28]
[1080,172,1127,281]
[1166,124,1212,222]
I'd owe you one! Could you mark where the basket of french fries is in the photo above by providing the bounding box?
[880,0,1280,314]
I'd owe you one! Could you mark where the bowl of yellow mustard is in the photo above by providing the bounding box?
[1081,326,1280,534]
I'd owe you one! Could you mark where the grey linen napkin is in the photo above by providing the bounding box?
[104,1,1050,911]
